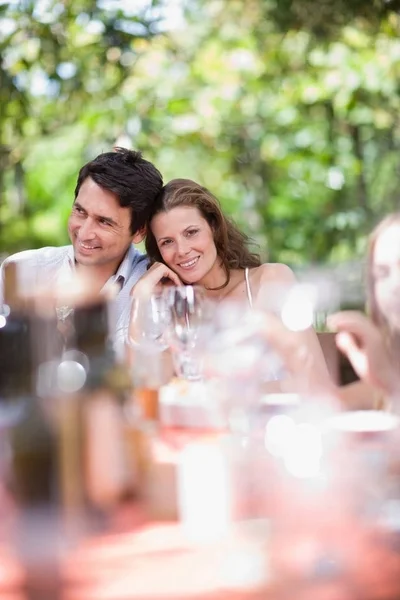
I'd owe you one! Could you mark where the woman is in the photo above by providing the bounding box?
[328,213,400,410]
[145,179,285,301]
[131,178,329,388]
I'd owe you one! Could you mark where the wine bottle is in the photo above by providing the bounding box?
[63,294,133,513]
[0,262,54,506]
[1,262,61,599]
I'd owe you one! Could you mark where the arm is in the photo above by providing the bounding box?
[327,311,400,410]
[125,262,183,368]
[259,312,339,400]
[255,264,331,388]
[336,380,381,411]
[130,262,182,300]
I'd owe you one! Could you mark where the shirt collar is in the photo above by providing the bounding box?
[55,246,75,286]
[66,245,75,268]
[67,244,139,289]
[108,245,136,288]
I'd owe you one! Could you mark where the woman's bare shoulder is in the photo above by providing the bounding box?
[252,262,295,284]
[249,263,296,303]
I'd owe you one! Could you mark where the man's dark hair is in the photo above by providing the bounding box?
[74,147,163,235]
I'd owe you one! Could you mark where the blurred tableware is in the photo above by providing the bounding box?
[128,293,171,353]
[164,286,211,381]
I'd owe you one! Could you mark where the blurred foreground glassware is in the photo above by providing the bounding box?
[326,410,400,524]
[0,264,34,428]
[57,292,134,519]
[124,294,175,519]
[0,265,135,599]
[164,286,212,381]
[128,293,171,353]
[126,292,174,426]
[0,263,63,598]
[202,302,282,433]
[266,407,400,596]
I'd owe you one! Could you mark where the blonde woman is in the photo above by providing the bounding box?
[328,213,400,410]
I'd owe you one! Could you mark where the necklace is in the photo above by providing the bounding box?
[214,270,246,303]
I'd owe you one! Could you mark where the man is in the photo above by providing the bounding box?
[0,147,163,350]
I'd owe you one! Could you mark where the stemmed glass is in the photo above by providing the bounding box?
[127,293,172,390]
[128,293,171,353]
[201,302,271,431]
[164,286,212,381]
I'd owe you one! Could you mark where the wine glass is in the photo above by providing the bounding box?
[164,286,212,381]
[127,293,173,388]
[201,302,271,432]
[127,293,171,353]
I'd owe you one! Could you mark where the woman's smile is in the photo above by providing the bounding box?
[177,256,200,270]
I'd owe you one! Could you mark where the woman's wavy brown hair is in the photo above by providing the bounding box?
[367,212,400,357]
[145,178,261,289]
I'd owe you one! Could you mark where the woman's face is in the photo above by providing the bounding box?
[150,206,219,284]
[373,223,400,330]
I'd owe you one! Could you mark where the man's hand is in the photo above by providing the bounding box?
[327,311,399,396]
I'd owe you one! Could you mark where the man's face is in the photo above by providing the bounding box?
[68,178,136,272]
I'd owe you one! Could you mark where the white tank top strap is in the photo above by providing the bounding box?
[244,267,253,309]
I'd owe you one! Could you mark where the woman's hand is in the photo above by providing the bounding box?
[127,263,182,363]
[327,311,399,396]
[131,262,183,299]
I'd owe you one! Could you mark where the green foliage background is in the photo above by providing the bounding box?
[1,0,400,265]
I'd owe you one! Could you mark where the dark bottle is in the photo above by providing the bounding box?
[59,294,133,515]
[1,262,60,599]
[0,262,34,413]
[0,262,55,507]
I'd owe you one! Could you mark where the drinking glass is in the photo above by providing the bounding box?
[128,293,171,353]
[201,302,272,432]
[127,293,173,390]
[164,286,212,381]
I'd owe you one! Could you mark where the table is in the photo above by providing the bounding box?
[1,503,400,600]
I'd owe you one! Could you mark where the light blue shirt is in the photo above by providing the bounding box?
[0,244,147,354]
